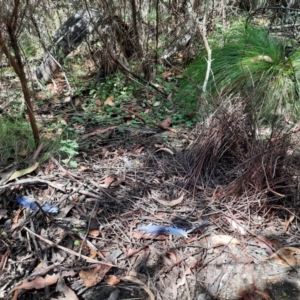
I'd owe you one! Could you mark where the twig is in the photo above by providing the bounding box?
[126,108,177,132]
[23,227,115,267]
[0,249,10,277]
[115,58,167,97]
[0,178,67,192]
[31,142,44,162]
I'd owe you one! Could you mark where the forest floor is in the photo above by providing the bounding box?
[1,65,300,300]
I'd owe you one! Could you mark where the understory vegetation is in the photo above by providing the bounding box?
[1,1,300,299]
[179,25,300,123]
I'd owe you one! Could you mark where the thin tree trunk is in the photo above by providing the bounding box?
[1,0,39,145]
[201,0,212,96]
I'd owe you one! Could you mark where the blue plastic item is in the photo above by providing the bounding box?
[16,196,58,214]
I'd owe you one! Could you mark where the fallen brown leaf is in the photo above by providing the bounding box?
[268,247,300,266]
[131,145,144,154]
[9,271,76,294]
[160,117,172,128]
[89,249,97,259]
[284,215,295,232]
[18,149,28,157]
[79,264,111,287]
[126,247,145,257]
[155,147,174,155]
[104,96,115,106]
[12,209,23,224]
[83,126,117,138]
[152,194,184,207]
[56,277,78,300]
[105,275,121,286]
[121,276,155,300]
[224,217,246,235]
[99,175,124,188]
[88,229,100,237]
[167,251,179,264]
[162,71,173,79]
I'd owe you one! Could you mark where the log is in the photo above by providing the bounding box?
[35,9,103,82]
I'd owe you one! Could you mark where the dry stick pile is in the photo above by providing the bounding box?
[185,103,297,215]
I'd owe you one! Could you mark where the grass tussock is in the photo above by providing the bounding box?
[179,25,300,122]
[0,116,61,168]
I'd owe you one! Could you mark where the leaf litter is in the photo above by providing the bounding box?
[1,102,300,300]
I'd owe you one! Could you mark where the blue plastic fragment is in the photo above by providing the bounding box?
[16,196,38,210]
[137,225,188,238]
[40,204,59,214]
[137,221,209,238]
[16,196,58,214]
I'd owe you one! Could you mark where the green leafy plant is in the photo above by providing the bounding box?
[179,24,300,123]
[59,139,79,168]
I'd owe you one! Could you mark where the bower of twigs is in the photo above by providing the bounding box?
[185,102,298,210]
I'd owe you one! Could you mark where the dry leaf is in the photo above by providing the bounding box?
[126,248,144,257]
[18,149,28,157]
[104,96,115,106]
[284,215,295,232]
[155,212,165,218]
[167,93,173,101]
[131,145,144,154]
[201,235,240,247]
[79,264,111,287]
[83,126,117,138]
[155,148,174,155]
[12,209,23,224]
[121,276,155,300]
[88,229,100,237]
[224,217,246,235]
[89,249,97,259]
[9,271,76,294]
[75,97,81,107]
[167,251,178,263]
[255,236,283,255]
[105,275,121,286]
[160,117,172,128]
[56,277,78,300]
[7,162,39,182]
[162,71,173,79]
[152,194,184,207]
[269,247,300,266]
[187,256,198,269]
[99,175,124,188]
